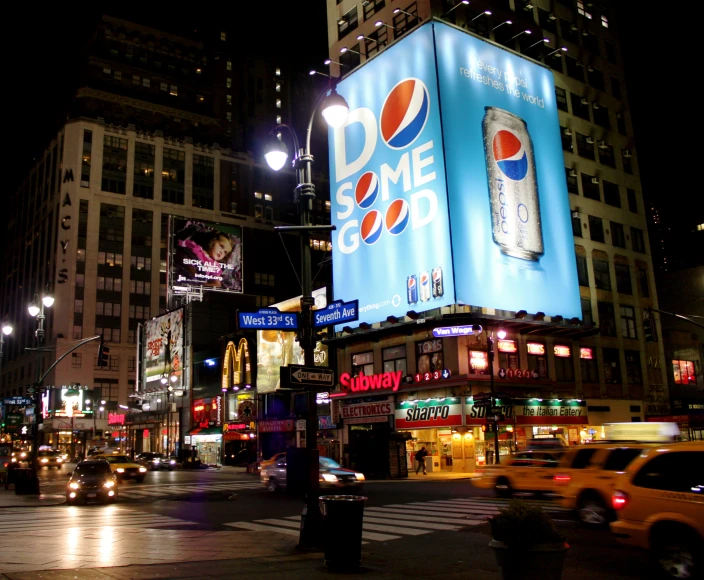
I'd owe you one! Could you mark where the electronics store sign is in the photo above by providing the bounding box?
[342,401,393,425]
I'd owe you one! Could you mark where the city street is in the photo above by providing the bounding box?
[0,469,653,578]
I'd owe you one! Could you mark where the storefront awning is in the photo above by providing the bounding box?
[187,426,222,436]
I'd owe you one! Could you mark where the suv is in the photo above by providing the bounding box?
[471,449,565,497]
[610,442,703,579]
[553,442,656,526]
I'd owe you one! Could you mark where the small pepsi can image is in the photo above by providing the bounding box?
[431,267,444,298]
[482,106,544,261]
[419,271,431,302]
[407,275,418,304]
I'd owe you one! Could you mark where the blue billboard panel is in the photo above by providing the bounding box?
[329,24,456,327]
[434,22,581,319]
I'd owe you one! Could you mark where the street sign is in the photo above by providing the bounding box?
[238,307,298,330]
[491,406,504,414]
[313,299,359,328]
[472,400,492,408]
[472,392,493,401]
[3,397,33,406]
[282,365,335,389]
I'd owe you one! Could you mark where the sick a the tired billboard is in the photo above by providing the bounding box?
[328,22,581,328]
[143,309,184,390]
[170,218,242,293]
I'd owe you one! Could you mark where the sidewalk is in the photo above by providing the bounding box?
[0,489,64,508]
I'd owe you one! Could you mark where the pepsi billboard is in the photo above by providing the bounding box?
[329,21,581,327]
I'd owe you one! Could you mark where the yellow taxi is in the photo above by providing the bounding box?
[552,442,657,526]
[471,449,565,497]
[94,454,147,482]
[610,442,703,579]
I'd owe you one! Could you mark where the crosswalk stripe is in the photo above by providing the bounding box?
[364,507,482,520]
[362,516,460,530]
[359,523,428,536]
[255,519,301,529]
[280,516,401,542]
[377,504,495,517]
[225,522,300,536]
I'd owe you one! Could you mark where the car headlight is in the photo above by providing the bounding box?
[69,482,80,490]
[11,458,17,463]
[103,480,115,488]
[116,468,125,473]
[20,452,26,458]
[41,458,49,463]
[170,459,176,464]
[355,473,365,481]
[153,459,160,463]
[139,467,147,473]
[322,473,339,483]
[57,458,62,463]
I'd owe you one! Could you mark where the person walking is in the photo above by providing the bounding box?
[415,446,428,475]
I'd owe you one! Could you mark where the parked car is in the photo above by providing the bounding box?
[610,441,703,579]
[93,454,147,482]
[66,459,118,504]
[552,442,657,526]
[136,452,177,471]
[38,449,65,470]
[261,456,365,493]
[471,449,565,497]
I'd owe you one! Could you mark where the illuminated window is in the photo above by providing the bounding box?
[601,15,609,28]
[468,350,489,375]
[142,77,150,88]
[132,75,140,85]
[264,194,272,202]
[276,115,282,124]
[220,31,227,41]
[673,360,697,385]
[254,191,263,199]
[275,83,281,92]
[169,85,178,96]
[160,82,168,92]
[383,345,407,374]
[697,224,704,231]
[276,99,282,109]
[227,61,232,71]
[275,68,281,76]
[226,78,232,88]
[527,343,548,379]
[576,0,592,18]
[352,351,374,377]
[227,94,232,104]
[226,112,232,121]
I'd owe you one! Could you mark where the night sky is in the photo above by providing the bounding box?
[1,3,689,211]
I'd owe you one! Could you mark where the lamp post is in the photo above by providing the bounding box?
[473,324,505,465]
[28,291,54,487]
[264,85,348,550]
[0,320,12,380]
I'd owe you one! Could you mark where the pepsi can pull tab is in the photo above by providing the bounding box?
[407,275,418,305]
[483,107,544,261]
[432,267,444,298]
[419,271,431,302]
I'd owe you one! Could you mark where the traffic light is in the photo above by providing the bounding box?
[644,313,657,343]
[481,424,488,432]
[98,337,110,367]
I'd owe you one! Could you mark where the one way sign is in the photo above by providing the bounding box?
[281,365,335,389]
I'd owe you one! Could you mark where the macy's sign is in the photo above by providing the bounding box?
[340,371,402,393]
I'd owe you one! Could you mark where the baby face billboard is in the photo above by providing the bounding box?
[171,218,243,293]
[329,23,455,327]
[434,22,580,318]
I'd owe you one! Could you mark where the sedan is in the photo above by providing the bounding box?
[38,450,64,470]
[261,456,365,493]
[137,453,177,471]
[94,454,147,482]
[67,460,118,504]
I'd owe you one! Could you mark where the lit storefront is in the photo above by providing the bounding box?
[188,396,222,466]
[514,399,589,447]
[338,396,394,476]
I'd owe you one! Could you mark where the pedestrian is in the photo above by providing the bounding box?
[415,446,428,475]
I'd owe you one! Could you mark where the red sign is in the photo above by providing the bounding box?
[527,343,545,355]
[554,345,571,358]
[143,429,149,439]
[226,422,248,431]
[108,413,125,426]
[580,347,593,360]
[497,340,517,353]
[259,419,294,433]
[340,371,402,394]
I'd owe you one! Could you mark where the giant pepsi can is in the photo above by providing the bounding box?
[483,107,543,261]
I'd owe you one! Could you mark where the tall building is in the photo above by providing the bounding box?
[0,14,333,457]
[318,0,676,476]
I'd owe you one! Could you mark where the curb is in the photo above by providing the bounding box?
[0,494,65,508]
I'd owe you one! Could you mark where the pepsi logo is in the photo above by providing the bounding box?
[361,210,383,245]
[432,269,441,282]
[385,199,410,236]
[380,78,430,150]
[419,272,430,286]
[493,130,528,181]
[355,171,379,209]
[407,277,416,290]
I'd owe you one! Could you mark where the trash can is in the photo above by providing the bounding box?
[319,495,367,571]
[14,468,39,495]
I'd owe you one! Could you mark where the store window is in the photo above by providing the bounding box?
[416,339,444,374]
[603,348,621,384]
[468,349,489,375]
[554,345,574,381]
[351,351,374,377]
[383,345,407,374]
[580,348,598,383]
[673,360,697,385]
[527,342,548,379]
[497,339,518,369]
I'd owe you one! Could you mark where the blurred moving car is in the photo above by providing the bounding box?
[10,449,30,467]
[94,454,147,482]
[471,449,565,497]
[38,449,64,470]
[66,459,118,504]
[610,442,703,579]
[261,456,365,493]
[553,442,656,526]
[136,452,176,471]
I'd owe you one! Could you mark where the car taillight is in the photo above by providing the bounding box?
[612,490,628,510]
[553,474,571,485]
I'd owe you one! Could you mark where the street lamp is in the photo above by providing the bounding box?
[507,30,532,43]
[441,0,469,18]
[0,319,12,379]
[470,10,492,22]
[264,85,348,550]
[28,290,54,489]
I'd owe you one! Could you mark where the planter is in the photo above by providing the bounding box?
[489,539,569,580]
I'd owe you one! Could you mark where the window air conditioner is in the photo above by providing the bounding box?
[563,127,572,136]
[597,140,607,149]
[593,102,600,109]
[524,3,535,10]
[581,97,589,105]
[586,136,595,144]
[623,149,632,158]
[548,12,557,21]
[591,177,600,184]
[571,211,580,218]
[587,65,595,72]
[570,24,578,31]
[568,169,578,177]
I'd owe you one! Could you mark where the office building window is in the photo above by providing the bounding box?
[94,379,119,402]
[72,353,82,368]
[192,155,215,210]
[81,130,92,187]
[611,222,626,249]
[611,76,621,99]
[603,348,621,383]
[572,210,582,237]
[598,302,617,337]
[625,351,642,384]
[637,268,650,298]
[73,325,83,340]
[602,180,620,207]
[565,56,584,82]
[571,93,590,120]
[576,254,589,286]
[673,360,697,385]
[561,128,573,152]
[526,343,548,379]
[593,105,610,129]
[163,148,185,205]
[627,188,638,213]
[338,6,358,38]
[620,305,637,338]
[133,142,154,199]
[74,299,83,314]
[352,351,374,377]
[593,257,611,290]
[605,41,617,63]
[555,87,568,112]
[576,133,595,160]
[580,348,598,382]
[587,66,604,91]
[382,345,407,374]
[554,348,574,381]
[631,227,646,253]
[102,135,127,194]
[615,263,632,294]
[598,143,616,168]
[589,215,605,243]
